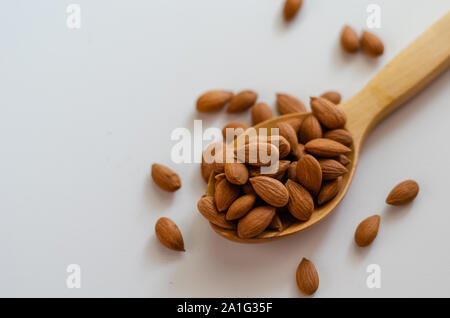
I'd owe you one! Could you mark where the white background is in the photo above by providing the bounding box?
[0,0,449,298]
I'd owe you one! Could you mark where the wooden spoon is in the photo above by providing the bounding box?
[208,12,450,243]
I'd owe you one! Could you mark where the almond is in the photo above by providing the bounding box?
[310,97,347,129]
[201,143,221,182]
[361,31,384,57]
[386,180,419,206]
[268,214,283,231]
[336,154,351,166]
[317,177,342,205]
[324,129,353,147]
[251,102,273,125]
[242,182,256,195]
[283,0,303,22]
[213,144,232,173]
[296,154,322,196]
[196,90,233,112]
[226,194,257,221]
[286,117,304,133]
[237,206,276,238]
[151,164,182,192]
[247,135,291,159]
[285,180,314,221]
[288,161,298,180]
[235,142,279,166]
[222,121,250,140]
[197,196,235,229]
[276,93,307,115]
[226,90,258,113]
[340,25,359,53]
[155,217,185,252]
[291,143,306,160]
[299,115,323,144]
[275,122,299,152]
[296,258,319,296]
[248,160,290,178]
[250,176,289,207]
[305,138,351,157]
[320,91,342,105]
[354,215,380,247]
[225,162,249,185]
[319,159,348,180]
[215,178,240,212]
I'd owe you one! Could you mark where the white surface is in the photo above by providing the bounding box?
[0,0,449,298]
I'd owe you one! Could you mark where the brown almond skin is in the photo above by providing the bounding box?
[317,177,342,205]
[296,258,319,296]
[215,178,240,212]
[247,135,291,159]
[324,129,353,147]
[251,102,273,125]
[268,214,283,231]
[197,196,235,229]
[288,161,298,180]
[361,31,384,57]
[319,159,348,180]
[296,154,322,196]
[242,182,256,195]
[237,206,276,238]
[299,115,323,144]
[248,160,290,178]
[321,91,342,105]
[225,162,249,185]
[283,0,303,22]
[286,117,304,133]
[310,97,347,129]
[276,122,299,152]
[226,90,258,113]
[226,194,257,221]
[151,164,182,192]
[155,217,185,252]
[196,90,233,112]
[276,93,307,115]
[285,180,314,221]
[305,138,351,157]
[386,180,419,206]
[355,215,381,247]
[336,154,351,166]
[235,142,279,167]
[222,122,250,140]
[250,176,289,207]
[340,25,360,53]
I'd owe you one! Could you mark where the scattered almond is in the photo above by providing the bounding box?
[276,122,299,152]
[247,135,291,159]
[310,97,347,129]
[197,196,235,229]
[354,215,380,247]
[285,180,314,221]
[340,25,359,53]
[235,142,279,166]
[225,162,249,185]
[237,206,276,238]
[251,102,273,125]
[296,154,322,196]
[226,194,257,221]
[268,214,283,231]
[386,180,419,206]
[317,177,342,205]
[291,143,306,160]
[319,159,348,180]
[286,117,304,133]
[226,90,258,113]
[321,91,342,105]
[276,93,307,115]
[151,164,182,192]
[215,178,240,212]
[196,90,233,112]
[305,138,351,157]
[336,154,351,166]
[296,258,319,296]
[300,115,323,144]
[250,176,289,207]
[222,121,250,139]
[288,161,298,180]
[155,217,185,252]
[283,0,303,22]
[248,160,290,178]
[324,129,353,147]
[361,31,384,57]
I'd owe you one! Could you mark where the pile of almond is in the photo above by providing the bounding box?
[197,96,353,239]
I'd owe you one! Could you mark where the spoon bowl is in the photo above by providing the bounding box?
[208,12,450,243]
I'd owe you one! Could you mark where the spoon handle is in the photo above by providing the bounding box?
[343,12,450,144]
